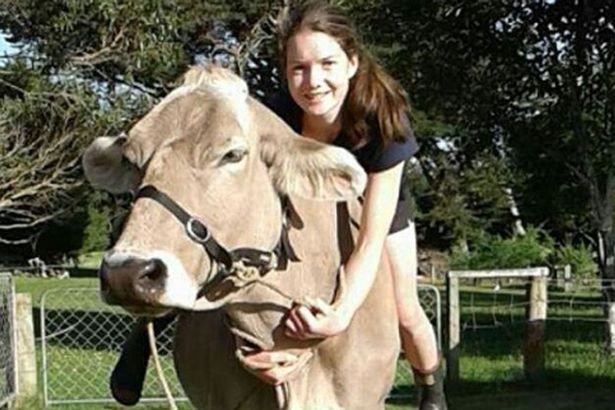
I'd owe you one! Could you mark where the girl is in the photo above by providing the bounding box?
[267,2,447,409]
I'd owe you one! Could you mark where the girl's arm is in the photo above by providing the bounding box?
[285,161,404,338]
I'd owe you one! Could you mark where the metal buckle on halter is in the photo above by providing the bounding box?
[186,217,211,243]
[262,251,278,271]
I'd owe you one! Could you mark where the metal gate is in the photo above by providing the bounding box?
[0,272,16,408]
[40,287,185,407]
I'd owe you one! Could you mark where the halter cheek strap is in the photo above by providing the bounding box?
[134,185,299,291]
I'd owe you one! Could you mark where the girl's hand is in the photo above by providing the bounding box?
[285,266,350,340]
[237,349,313,385]
[284,296,351,339]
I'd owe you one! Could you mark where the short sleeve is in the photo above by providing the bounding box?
[343,114,419,173]
[364,136,419,173]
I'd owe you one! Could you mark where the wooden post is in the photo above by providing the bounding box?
[555,265,564,288]
[524,276,547,382]
[563,264,572,293]
[607,297,615,354]
[15,293,37,400]
[446,272,460,383]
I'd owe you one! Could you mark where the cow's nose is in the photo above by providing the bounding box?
[98,253,167,306]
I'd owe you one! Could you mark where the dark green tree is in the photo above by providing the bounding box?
[357,0,613,275]
[0,0,291,255]
[355,0,615,349]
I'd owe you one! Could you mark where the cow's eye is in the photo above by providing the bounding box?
[221,148,247,164]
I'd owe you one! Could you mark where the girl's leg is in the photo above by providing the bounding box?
[386,221,447,410]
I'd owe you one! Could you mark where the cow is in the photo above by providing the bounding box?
[82,65,400,410]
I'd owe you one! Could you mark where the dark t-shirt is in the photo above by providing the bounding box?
[266,89,418,232]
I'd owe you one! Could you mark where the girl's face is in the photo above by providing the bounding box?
[285,29,358,124]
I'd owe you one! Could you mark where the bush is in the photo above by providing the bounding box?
[552,242,598,278]
[79,193,111,254]
[449,227,554,270]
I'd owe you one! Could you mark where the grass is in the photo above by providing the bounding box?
[75,252,105,270]
[5,276,615,409]
[14,276,98,309]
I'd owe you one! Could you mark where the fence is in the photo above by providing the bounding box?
[0,273,16,408]
[40,284,441,406]
[40,288,186,407]
[446,267,549,382]
[445,268,615,388]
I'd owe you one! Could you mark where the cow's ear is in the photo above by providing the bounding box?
[82,135,141,194]
[264,136,367,200]
[250,98,366,200]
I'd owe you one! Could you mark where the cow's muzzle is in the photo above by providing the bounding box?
[99,252,167,308]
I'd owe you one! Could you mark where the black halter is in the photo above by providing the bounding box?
[135,185,298,291]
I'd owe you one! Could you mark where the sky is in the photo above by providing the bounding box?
[0,33,16,55]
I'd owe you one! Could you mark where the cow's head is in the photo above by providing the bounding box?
[83,65,366,316]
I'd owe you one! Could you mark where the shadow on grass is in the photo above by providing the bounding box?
[387,312,615,409]
[388,369,615,410]
[458,313,610,356]
[446,369,615,410]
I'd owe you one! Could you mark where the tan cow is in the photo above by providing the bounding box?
[82,65,399,410]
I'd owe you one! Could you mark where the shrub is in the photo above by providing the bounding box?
[449,227,554,270]
[552,242,597,278]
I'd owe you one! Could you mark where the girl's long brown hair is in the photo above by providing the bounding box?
[278,0,412,147]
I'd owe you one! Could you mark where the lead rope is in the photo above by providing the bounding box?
[146,320,178,410]
[230,262,347,310]
[229,262,298,303]
[275,383,291,409]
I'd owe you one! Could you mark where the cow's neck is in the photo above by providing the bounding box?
[222,196,357,351]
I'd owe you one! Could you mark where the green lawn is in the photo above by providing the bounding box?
[15,276,98,308]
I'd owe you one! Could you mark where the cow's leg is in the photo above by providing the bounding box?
[110,314,175,405]
[385,221,447,410]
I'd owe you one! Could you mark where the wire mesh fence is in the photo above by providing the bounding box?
[0,272,16,408]
[39,284,441,406]
[452,275,615,390]
[40,287,186,407]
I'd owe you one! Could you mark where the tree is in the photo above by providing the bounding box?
[349,0,521,247]
[0,0,287,255]
[355,0,615,349]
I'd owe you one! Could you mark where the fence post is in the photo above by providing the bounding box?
[606,285,615,354]
[15,293,37,401]
[523,275,547,381]
[446,272,460,383]
[563,264,572,293]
